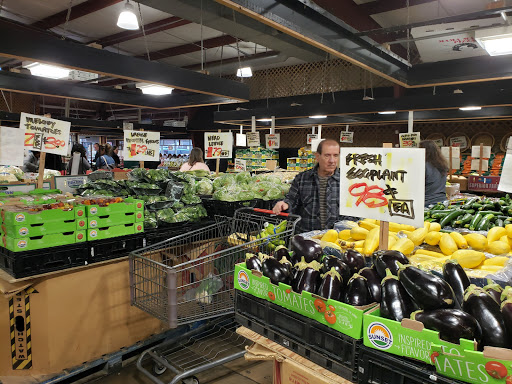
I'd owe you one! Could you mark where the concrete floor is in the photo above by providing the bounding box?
[87,358,273,384]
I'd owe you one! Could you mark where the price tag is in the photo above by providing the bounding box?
[123,130,160,161]
[307,134,318,144]
[340,131,354,144]
[204,132,233,159]
[54,175,88,193]
[234,158,247,172]
[236,133,247,147]
[449,136,467,149]
[265,134,280,149]
[21,112,71,156]
[246,132,260,147]
[399,133,421,148]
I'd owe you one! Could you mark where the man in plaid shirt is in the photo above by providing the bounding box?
[274,139,355,232]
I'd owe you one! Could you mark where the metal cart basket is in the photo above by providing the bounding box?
[129,207,300,328]
[129,207,299,384]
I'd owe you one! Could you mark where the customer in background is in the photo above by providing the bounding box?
[44,153,64,171]
[420,140,449,207]
[95,145,115,170]
[112,146,121,167]
[180,148,210,172]
[67,143,91,175]
[23,151,40,173]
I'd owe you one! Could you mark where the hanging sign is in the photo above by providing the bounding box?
[21,112,71,156]
[307,134,318,144]
[204,132,233,159]
[265,134,280,149]
[471,146,491,159]
[123,130,160,161]
[234,158,247,172]
[339,147,425,227]
[236,133,247,147]
[340,131,354,144]
[449,136,468,149]
[246,132,260,147]
[0,127,24,166]
[399,133,421,148]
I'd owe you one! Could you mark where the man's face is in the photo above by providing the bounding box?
[315,144,340,174]
[94,144,99,151]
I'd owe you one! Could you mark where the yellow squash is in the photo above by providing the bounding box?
[351,226,369,240]
[362,227,380,255]
[407,228,428,246]
[500,235,512,248]
[450,232,468,249]
[487,227,507,243]
[483,256,509,267]
[463,233,487,251]
[358,221,380,231]
[424,231,442,246]
[439,233,458,255]
[450,250,486,268]
[390,238,415,255]
[415,249,447,258]
[486,241,511,256]
[506,223,512,239]
[321,229,339,243]
[429,222,441,232]
[338,229,352,241]
[388,222,416,232]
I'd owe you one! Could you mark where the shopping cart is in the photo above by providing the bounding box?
[129,207,300,384]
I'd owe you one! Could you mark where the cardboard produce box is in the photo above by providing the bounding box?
[87,212,138,228]
[87,223,143,241]
[1,230,86,252]
[234,263,376,339]
[0,259,167,378]
[363,306,476,365]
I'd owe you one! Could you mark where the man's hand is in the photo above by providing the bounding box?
[273,201,289,215]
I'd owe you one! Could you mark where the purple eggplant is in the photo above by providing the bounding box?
[442,260,470,309]
[290,235,323,264]
[359,267,381,302]
[341,249,365,274]
[501,299,512,345]
[463,286,509,348]
[380,269,416,321]
[483,279,503,304]
[412,309,481,344]
[317,267,343,301]
[278,256,294,276]
[262,257,291,285]
[374,250,409,278]
[273,246,290,260]
[245,253,262,272]
[321,255,351,286]
[398,264,455,310]
[292,260,322,294]
[344,274,372,306]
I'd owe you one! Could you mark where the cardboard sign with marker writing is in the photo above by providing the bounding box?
[340,131,354,144]
[234,158,246,172]
[246,132,260,147]
[21,112,71,156]
[123,130,160,161]
[399,133,421,148]
[307,134,318,144]
[204,132,233,159]
[0,126,24,166]
[339,147,425,227]
[265,134,280,149]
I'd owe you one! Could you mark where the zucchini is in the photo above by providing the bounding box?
[471,203,484,209]
[476,214,495,231]
[429,209,454,215]
[469,212,484,231]
[496,218,504,227]
[462,197,479,209]
[478,210,502,216]
[432,212,451,220]
[478,204,495,211]
[455,213,472,226]
[440,209,463,228]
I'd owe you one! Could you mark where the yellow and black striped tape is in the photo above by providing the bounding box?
[9,287,36,370]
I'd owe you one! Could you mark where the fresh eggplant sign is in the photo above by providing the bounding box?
[339,148,425,227]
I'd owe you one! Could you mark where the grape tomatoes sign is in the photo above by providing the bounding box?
[123,130,160,161]
[204,132,233,159]
[21,112,71,156]
[339,147,425,227]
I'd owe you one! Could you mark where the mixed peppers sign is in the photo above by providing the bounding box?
[339,147,425,227]
[204,132,233,159]
[123,130,160,161]
[21,112,71,156]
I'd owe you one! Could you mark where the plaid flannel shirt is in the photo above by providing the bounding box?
[284,165,344,232]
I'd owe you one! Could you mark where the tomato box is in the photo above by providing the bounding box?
[363,306,476,365]
[81,197,144,217]
[87,223,144,241]
[87,212,138,228]
[0,205,84,226]
[1,219,84,238]
[234,263,376,339]
[1,230,86,252]
[431,345,512,384]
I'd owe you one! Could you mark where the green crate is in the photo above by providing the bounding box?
[1,230,86,252]
[87,222,143,241]
[83,198,144,217]
[1,219,83,238]
[0,206,81,226]
[87,212,136,228]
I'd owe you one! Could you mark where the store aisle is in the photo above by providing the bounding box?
[88,357,273,384]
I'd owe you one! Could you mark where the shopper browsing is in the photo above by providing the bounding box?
[112,146,121,167]
[273,139,349,232]
[420,140,449,207]
[23,150,40,173]
[179,148,210,172]
[95,145,115,170]
[66,143,91,175]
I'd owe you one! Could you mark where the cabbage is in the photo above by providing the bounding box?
[235,171,252,185]
[212,174,236,191]
[197,178,213,195]
[264,187,283,200]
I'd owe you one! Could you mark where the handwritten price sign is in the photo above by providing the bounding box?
[234,158,247,172]
[204,132,233,159]
[340,148,425,227]
[340,131,354,144]
[124,130,160,161]
[399,133,421,148]
[21,112,70,156]
[265,134,280,149]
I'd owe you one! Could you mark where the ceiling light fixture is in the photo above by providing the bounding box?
[378,111,396,115]
[257,118,272,122]
[475,26,512,56]
[22,62,71,79]
[117,1,139,30]
[453,89,463,94]
[236,67,253,78]
[136,83,174,95]
[309,115,327,119]
[459,106,482,111]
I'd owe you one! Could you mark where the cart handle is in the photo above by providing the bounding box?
[253,208,289,217]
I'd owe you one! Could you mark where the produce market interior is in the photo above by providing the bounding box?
[2,0,512,383]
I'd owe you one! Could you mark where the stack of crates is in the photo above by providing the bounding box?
[287,147,315,171]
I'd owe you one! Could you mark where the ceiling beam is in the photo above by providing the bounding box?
[92,16,192,47]
[32,0,123,30]
[141,35,239,60]
[0,19,249,102]
[357,0,436,15]
[182,50,279,70]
